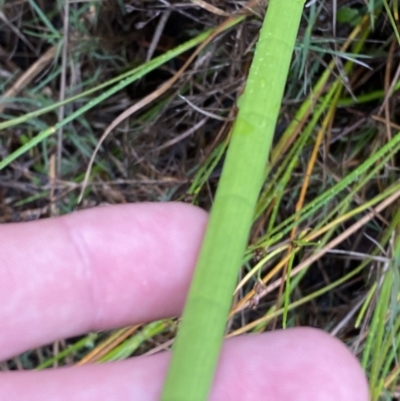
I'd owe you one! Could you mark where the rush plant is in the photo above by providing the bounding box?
[160,1,306,400]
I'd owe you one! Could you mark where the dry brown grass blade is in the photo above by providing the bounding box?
[74,325,140,366]
[0,46,57,113]
[190,0,231,17]
[372,115,400,131]
[230,188,400,316]
[271,93,339,328]
[146,10,171,62]
[270,16,369,164]
[78,0,260,203]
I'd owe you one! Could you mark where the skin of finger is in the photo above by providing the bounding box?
[0,328,369,401]
[0,203,207,360]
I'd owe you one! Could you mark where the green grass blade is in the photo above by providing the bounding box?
[0,25,225,131]
[35,333,98,370]
[99,320,168,362]
[160,1,305,400]
[28,0,60,39]
[0,19,245,171]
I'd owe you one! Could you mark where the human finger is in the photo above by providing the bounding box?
[0,203,207,360]
[0,328,369,401]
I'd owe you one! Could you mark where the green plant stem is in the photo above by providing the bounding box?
[160,1,305,400]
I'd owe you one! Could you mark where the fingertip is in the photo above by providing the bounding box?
[212,328,369,401]
[287,328,369,401]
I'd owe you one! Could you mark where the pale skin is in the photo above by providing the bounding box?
[0,203,369,401]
